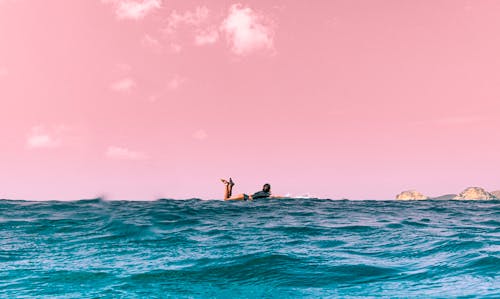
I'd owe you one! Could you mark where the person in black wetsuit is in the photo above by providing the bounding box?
[221,178,275,201]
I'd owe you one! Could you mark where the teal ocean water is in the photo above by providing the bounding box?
[1,198,499,298]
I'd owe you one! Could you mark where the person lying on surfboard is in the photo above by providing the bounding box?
[221,178,282,200]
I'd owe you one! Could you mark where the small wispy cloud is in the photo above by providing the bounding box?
[221,4,275,55]
[26,125,68,149]
[166,6,210,34]
[164,6,217,52]
[27,133,60,149]
[167,75,186,90]
[193,129,208,140]
[103,0,161,20]
[106,146,148,160]
[141,34,162,52]
[195,29,219,46]
[147,75,186,103]
[110,77,136,93]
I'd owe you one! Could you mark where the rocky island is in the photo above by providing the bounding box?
[431,194,457,200]
[395,187,499,200]
[453,187,497,200]
[395,190,429,200]
[490,190,500,198]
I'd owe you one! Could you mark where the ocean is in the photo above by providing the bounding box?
[0,198,499,298]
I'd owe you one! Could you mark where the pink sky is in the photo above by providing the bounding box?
[1,0,500,200]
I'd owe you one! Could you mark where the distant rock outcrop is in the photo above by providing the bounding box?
[453,187,497,200]
[396,190,429,200]
[490,190,500,198]
[431,194,457,200]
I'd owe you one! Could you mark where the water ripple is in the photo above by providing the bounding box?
[0,198,498,297]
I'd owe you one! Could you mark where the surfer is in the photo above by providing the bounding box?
[221,178,276,200]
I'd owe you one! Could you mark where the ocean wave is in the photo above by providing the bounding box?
[0,198,499,297]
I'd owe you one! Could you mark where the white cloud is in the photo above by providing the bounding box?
[27,134,60,149]
[164,6,215,51]
[195,29,219,46]
[141,34,161,51]
[221,4,274,55]
[110,77,136,93]
[103,0,161,20]
[26,125,66,149]
[106,146,148,160]
[193,129,208,140]
[147,75,186,103]
[167,75,185,90]
[166,6,210,34]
